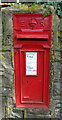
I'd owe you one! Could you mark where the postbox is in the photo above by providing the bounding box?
[13,13,52,108]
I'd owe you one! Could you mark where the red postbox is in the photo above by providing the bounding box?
[13,13,52,108]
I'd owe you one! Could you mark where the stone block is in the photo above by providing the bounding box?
[2,96,7,118]
[54,51,61,61]
[0,87,11,96]
[2,11,13,46]
[0,94,2,119]
[53,82,60,96]
[0,37,2,51]
[2,51,14,70]
[60,18,62,31]
[0,75,2,84]
[54,62,61,80]
[0,12,2,34]
[2,75,14,87]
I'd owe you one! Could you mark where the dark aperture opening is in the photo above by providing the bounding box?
[17,38,48,41]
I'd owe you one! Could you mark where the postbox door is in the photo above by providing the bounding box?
[20,51,44,103]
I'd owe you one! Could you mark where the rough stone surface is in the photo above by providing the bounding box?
[0,6,62,119]
[0,10,3,120]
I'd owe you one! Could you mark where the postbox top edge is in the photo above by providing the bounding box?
[13,13,52,17]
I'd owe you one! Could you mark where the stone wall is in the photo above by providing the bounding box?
[0,10,3,120]
[0,6,62,119]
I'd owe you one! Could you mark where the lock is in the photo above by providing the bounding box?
[26,80,29,83]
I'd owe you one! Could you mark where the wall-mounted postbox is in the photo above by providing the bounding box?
[13,13,52,108]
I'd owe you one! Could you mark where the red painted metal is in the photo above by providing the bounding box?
[13,13,52,108]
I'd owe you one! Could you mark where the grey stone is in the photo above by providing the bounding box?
[60,18,62,31]
[2,96,6,118]
[2,11,13,46]
[0,87,11,96]
[0,94,2,119]
[0,75,2,84]
[0,11,2,34]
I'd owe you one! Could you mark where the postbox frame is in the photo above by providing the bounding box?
[13,13,52,108]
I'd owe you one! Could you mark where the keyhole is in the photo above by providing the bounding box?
[26,80,29,83]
